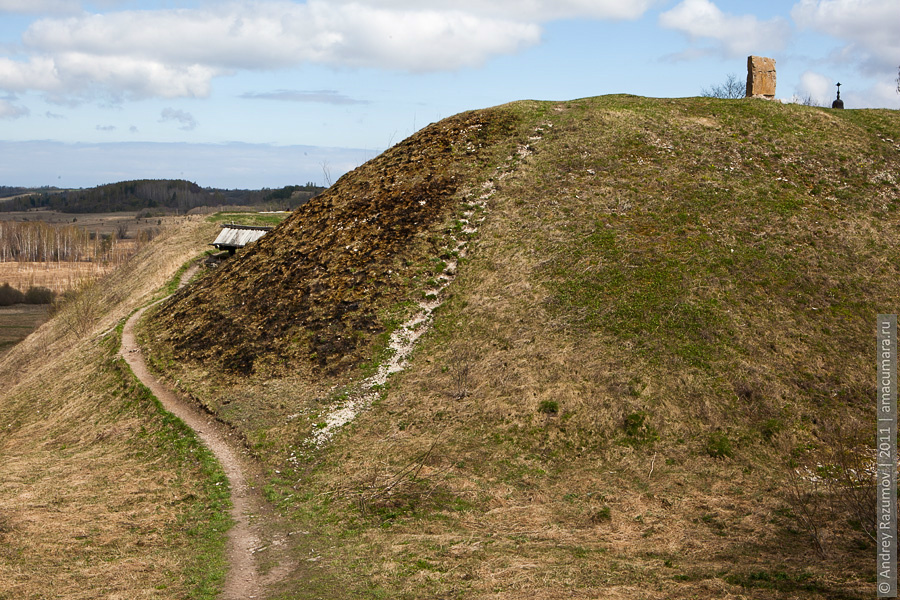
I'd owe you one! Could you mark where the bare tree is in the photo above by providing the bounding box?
[321,160,333,187]
[787,94,822,107]
[701,73,745,99]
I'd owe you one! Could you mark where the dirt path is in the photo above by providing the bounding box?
[120,264,291,599]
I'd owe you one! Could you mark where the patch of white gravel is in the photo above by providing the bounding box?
[310,277,451,447]
[310,124,550,448]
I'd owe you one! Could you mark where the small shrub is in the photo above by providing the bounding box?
[53,280,102,338]
[760,418,783,441]
[783,423,878,557]
[622,410,658,445]
[590,506,612,523]
[705,431,733,459]
[24,286,55,305]
[538,400,559,414]
[0,283,24,306]
[624,411,647,436]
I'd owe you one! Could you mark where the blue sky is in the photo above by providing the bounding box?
[1,0,898,189]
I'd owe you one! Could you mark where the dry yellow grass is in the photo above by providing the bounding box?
[0,216,229,599]
[0,261,117,294]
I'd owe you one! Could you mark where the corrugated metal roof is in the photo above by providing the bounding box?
[212,226,270,249]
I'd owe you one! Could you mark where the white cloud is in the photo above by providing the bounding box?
[0,56,64,93]
[0,0,80,14]
[791,0,900,74]
[160,108,197,131]
[854,81,900,110]
[242,89,369,105]
[660,0,790,58]
[0,0,657,102]
[0,98,29,118]
[796,71,833,105]
[323,0,657,21]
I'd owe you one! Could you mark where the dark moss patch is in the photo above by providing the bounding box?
[148,108,522,376]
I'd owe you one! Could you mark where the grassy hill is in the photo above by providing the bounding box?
[137,95,900,598]
[3,95,898,598]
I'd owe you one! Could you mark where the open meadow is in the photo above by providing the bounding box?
[0,209,184,237]
[0,304,48,356]
[0,257,129,294]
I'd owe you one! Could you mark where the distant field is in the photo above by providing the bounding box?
[0,304,49,356]
[0,212,200,294]
[0,210,184,236]
[0,208,284,234]
[0,261,122,294]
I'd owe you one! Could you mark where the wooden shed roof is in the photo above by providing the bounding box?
[211,224,272,251]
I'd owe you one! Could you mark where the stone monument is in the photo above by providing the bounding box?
[746,56,776,99]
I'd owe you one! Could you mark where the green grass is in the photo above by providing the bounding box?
[104,327,232,599]
[723,569,867,599]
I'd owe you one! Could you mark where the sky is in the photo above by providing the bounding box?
[0,0,898,189]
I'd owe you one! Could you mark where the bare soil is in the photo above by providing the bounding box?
[147,108,522,379]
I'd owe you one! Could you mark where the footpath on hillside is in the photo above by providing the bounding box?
[120,264,292,599]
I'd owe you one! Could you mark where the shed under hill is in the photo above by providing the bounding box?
[211,224,272,255]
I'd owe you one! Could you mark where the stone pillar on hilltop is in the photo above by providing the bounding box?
[746,56,776,100]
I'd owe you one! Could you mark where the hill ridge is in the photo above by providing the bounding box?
[137,95,899,598]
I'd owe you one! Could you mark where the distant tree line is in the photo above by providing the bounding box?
[0,180,324,214]
[0,283,54,306]
[0,186,62,199]
[223,183,324,210]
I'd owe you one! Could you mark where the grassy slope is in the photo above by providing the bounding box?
[0,217,231,599]
[145,96,898,599]
[146,107,524,379]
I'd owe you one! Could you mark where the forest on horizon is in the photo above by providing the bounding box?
[0,180,325,214]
